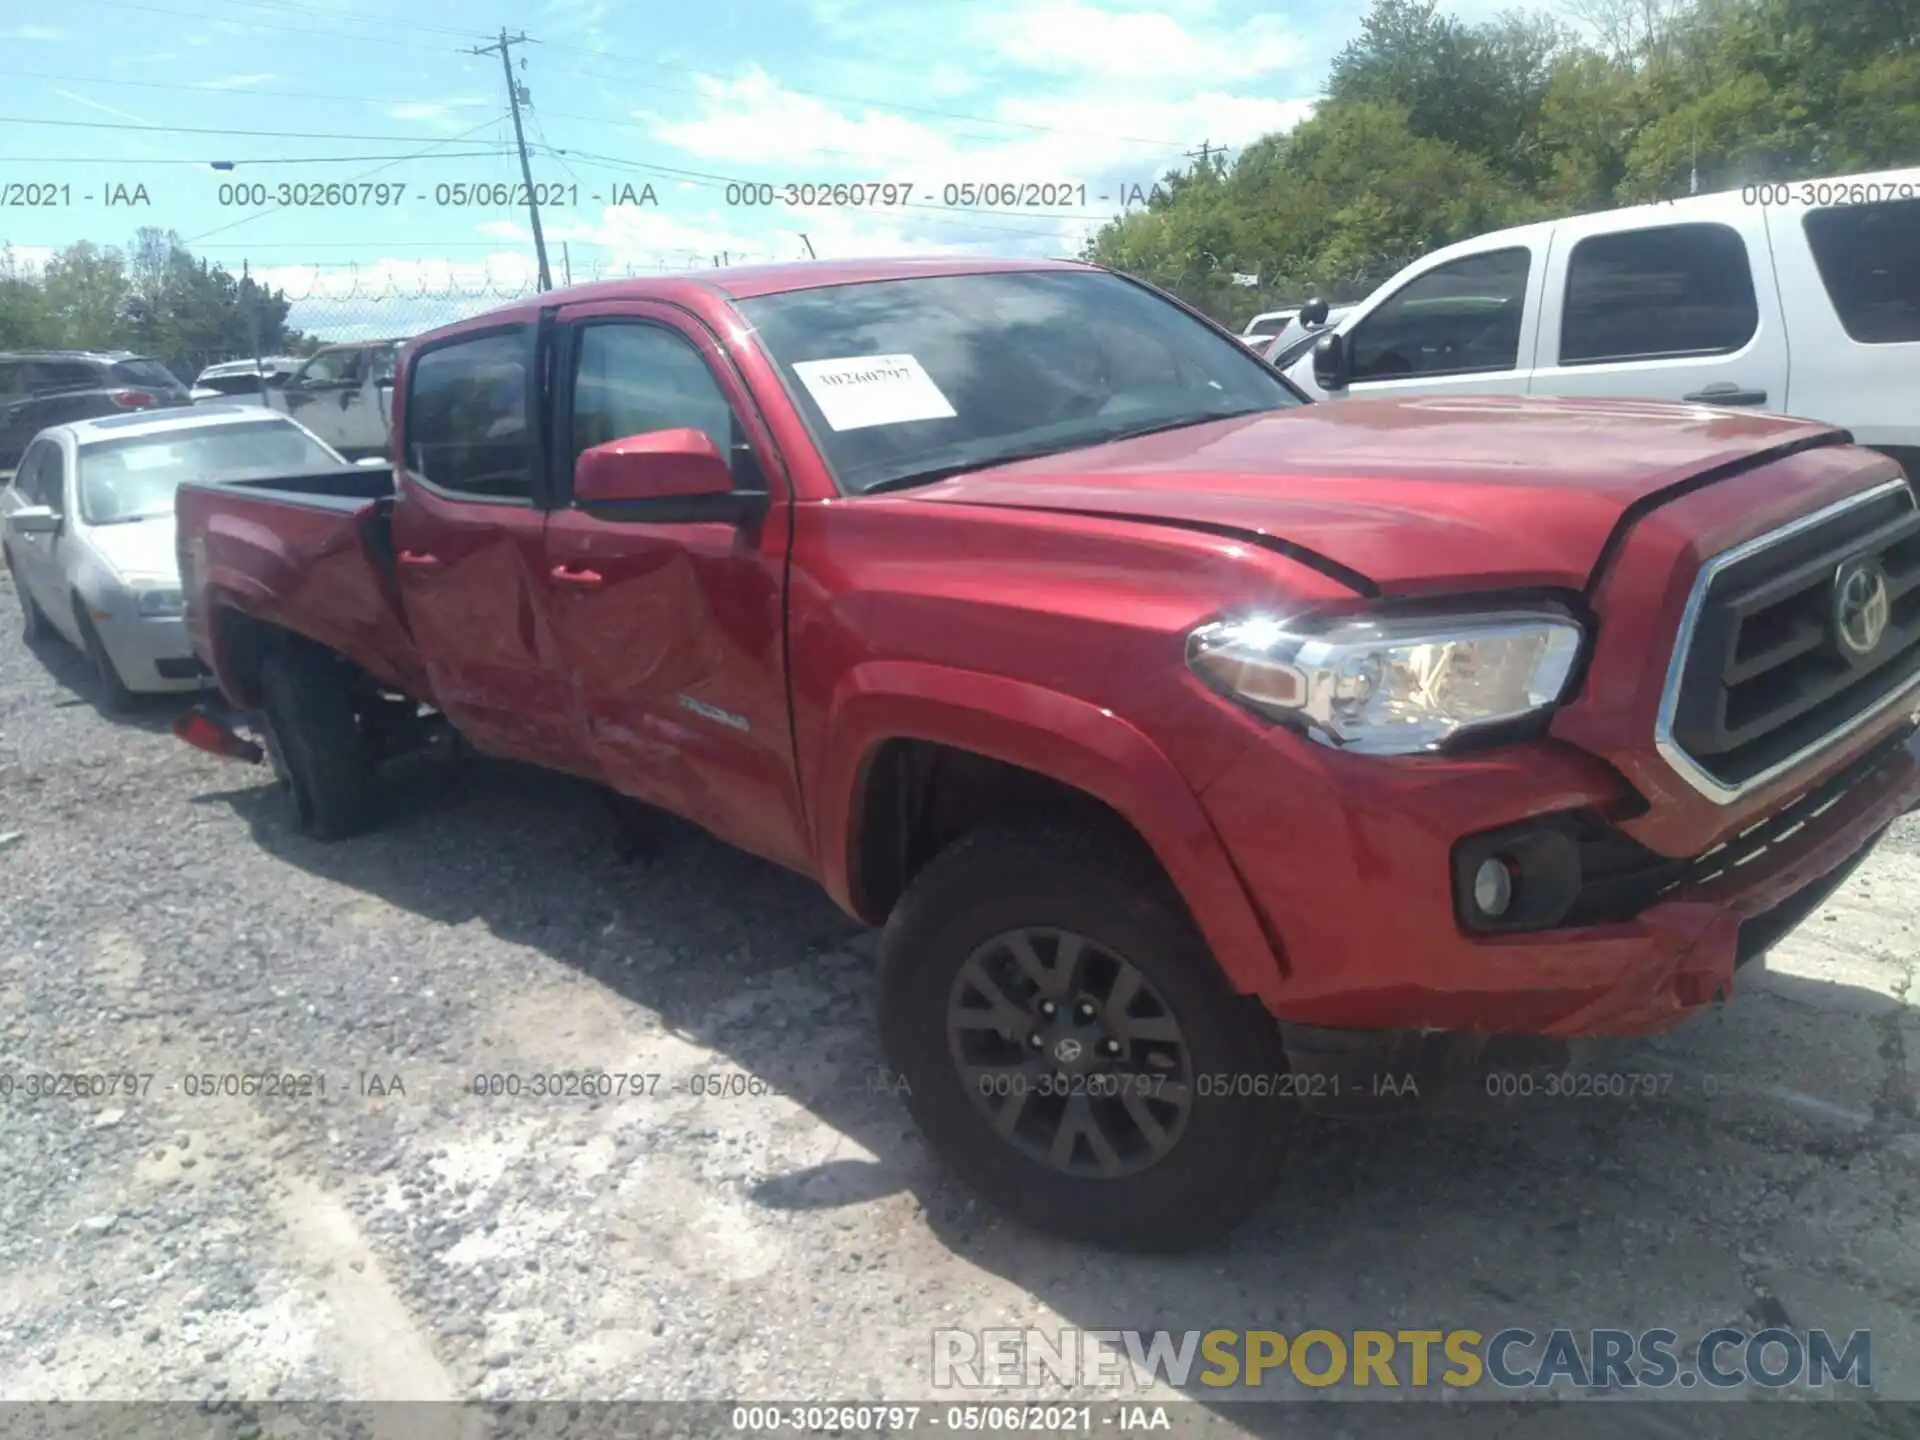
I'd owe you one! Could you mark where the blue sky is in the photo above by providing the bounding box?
[0,0,1523,335]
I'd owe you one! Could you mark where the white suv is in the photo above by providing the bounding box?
[1285,165,1920,480]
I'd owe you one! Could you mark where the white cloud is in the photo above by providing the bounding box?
[622,66,1314,258]
[384,100,491,134]
[0,24,63,40]
[980,0,1303,83]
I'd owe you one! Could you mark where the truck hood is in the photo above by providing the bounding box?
[908,395,1845,594]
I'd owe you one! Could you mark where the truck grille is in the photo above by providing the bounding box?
[1659,478,1920,801]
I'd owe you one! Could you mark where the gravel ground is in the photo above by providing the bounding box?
[2,567,1919,1438]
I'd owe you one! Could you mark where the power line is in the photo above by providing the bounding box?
[536,144,1124,238]
[0,150,514,165]
[182,115,507,244]
[0,115,526,144]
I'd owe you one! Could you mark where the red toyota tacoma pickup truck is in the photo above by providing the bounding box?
[174,258,1920,1248]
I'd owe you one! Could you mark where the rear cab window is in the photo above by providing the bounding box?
[1802,199,1920,344]
[1559,223,1758,363]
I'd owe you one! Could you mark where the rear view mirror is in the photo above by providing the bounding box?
[574,428,766,524]
[9,504,59,534]
[1313,332,1351,391]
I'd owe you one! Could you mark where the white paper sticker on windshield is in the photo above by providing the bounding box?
[791,353,957,432]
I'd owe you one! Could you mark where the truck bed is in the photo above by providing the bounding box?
[176,464,428,701]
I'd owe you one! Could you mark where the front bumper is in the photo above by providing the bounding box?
[94,611,211,693]
[1198,718,1920,1039]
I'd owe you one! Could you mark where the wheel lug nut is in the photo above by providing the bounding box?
[1039,1000,1056,1016]
[1029,1033,1044,1048]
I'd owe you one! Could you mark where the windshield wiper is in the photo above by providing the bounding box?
[1093,407,1274,445]
[858,440,1093,496]
[857,409,1276,498]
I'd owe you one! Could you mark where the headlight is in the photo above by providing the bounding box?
[132,585,184,618]
[1186,607,1583,755]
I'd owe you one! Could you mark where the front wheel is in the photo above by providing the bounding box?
[73,602,135,713]
[879,815,1289,1249]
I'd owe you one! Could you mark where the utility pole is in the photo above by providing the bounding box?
[797,233,816,260]
[1186,139,1220,172]
[471,28,552,291]
[561,241,572,286]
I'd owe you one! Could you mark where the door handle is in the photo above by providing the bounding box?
[397,549,442,571]
[1682,383,1768,407]
[550,565,604,589]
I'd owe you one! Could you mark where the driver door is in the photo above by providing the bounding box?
[1290,244,1546,401]
[539,302,809,870]
[4,440,75,640]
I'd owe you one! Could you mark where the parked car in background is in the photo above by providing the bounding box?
[1,406,359,709]
[1262,301,1352,368]
[1239,308,1297,347]
[191,356,304,406]
[1285,164,1920,480]
[173,257,1920,1246]
[269,339,401,459]
[0,351,191,471]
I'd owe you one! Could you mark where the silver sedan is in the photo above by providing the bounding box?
[0,406,361,709]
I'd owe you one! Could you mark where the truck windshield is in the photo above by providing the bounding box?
[736,269,1305,496]
[79,420,342,524]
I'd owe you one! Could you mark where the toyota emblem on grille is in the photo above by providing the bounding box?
[1833,557,1892,657]
[1053,1038,1083,1063]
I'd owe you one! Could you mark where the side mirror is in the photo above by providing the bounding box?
[10,504,60,534]
[574,428,766,524]
[1298,297,1330,327]
[1312,332,1351,391]
[373,375,395,390]
[266,373,290,389]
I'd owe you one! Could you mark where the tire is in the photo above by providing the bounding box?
[5,552,47,642]
[73,602,135,714]
[879,813,1289,1250]
[257,642,373,840]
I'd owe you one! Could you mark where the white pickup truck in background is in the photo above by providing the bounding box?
[268,338,401,460]
[1285,165,1920,480]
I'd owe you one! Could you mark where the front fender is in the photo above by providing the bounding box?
[816,659,1286,1004]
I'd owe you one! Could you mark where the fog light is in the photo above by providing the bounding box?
[1472,857,1515,917]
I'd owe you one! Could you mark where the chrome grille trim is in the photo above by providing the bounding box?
[1655,477,1920,805]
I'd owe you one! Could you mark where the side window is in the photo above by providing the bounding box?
[1803,199,1920,345]
[293,352,348,387]
[17,443,63,509]
[569,323,741,478]
[29,361,98,392]
[368,346,399,383]
[404,329,532,501]
[1560,223,1758,364]
[1348,248,1531,382]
